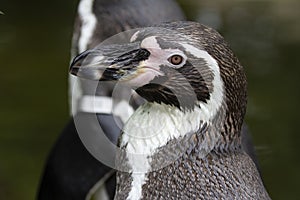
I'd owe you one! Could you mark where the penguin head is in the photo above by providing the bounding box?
[70,21,247,132]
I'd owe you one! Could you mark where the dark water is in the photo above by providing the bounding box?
[0,0,299,199]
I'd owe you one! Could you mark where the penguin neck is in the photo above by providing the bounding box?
[119,101,223,172]
[119,98,244,170]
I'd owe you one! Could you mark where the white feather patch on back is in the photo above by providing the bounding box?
[78,0,97,52]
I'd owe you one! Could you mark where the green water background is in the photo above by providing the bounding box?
[0,0,299,199]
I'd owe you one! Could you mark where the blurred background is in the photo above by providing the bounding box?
[0,0,299,199]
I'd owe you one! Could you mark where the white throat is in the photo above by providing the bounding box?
[121,102,205,160]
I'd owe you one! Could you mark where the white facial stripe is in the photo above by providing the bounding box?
[180,43,224,120]
[78,0,97,52]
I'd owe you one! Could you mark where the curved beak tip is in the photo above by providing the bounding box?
[69,66,79,76]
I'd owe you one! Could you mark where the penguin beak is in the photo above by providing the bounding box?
[69,43,157,83]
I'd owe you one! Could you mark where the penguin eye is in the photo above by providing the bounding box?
[168,54,184,65]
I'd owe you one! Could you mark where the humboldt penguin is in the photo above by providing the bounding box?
[70,21,271,199]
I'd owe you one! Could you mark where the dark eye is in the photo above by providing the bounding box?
[168,55,184,65]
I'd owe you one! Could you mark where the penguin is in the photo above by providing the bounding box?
[37,0,185,200]
[70,21,271,199]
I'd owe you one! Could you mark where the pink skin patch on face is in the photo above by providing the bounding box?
[122,62,164,89]
[122,36,184,88]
